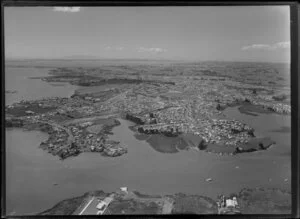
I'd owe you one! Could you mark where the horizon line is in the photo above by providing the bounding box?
[4,57,290,64]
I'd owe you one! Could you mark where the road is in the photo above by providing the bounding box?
[162,198,173,214]
[41,114,120,147]
[78,196,99,215]
[62,114,119,126]
[38,120,74,148]
[78,194,115,215]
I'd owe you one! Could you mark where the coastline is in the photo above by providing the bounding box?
[38,187,291,215]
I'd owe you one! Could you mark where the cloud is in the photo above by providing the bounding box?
[242,41,290,51]
[275,41,290,49]
[242,44,271,50]
[53,7,81,13]
[104,46,124,51]
[138,47,167,54]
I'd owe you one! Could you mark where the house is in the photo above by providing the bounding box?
[120,187,128,193]
[96,202,106,211]
[25,110,35,115]
[226,199,235,207]
[217,195,240,214]
[85,96,93,100]
[226,197,238,208]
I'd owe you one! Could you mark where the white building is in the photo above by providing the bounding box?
[96,197,114,215]
[232,197,238,206]
[226,197,238,208]
[25,110,35,115]
[120,187,128,193]
[226,199,235,207]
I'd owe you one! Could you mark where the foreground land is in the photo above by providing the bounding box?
[38,187,291,215]
[5,61,290,158]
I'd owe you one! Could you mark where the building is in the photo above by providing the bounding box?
[120,187,128,193]
[96,197,114,215]
[226,199,235,207]
[232,197,238,206]
[226,197,238,208]
[25,110,35,115]
[217,195,240,214]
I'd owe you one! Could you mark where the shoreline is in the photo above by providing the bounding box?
[38,187,291,215]
[5,93,289,158]
[6,114,128,159]
[5,106,280,158]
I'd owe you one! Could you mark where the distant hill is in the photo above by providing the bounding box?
[60,56,181,62]
[61,55,100,60]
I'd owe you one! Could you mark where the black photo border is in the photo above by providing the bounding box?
[1,1,299,218]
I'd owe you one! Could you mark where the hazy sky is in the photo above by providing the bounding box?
[5,6,290,62]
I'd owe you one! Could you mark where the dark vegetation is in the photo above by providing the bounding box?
[38,187,291,215]
[272,94,288,101]
[5,117,24,128]
[198,139,208,150]
[132,191,162,199]
[171,193,218,214]
[237,188,291,214]
[5,102,57,117]
[109,199,161,214]
[39,194,86,215]
[39,190,108,215]
[234,137,275,154]
[238,103,274,116]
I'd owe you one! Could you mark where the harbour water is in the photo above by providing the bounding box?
[5,66,78,105]
[5,65,291,215]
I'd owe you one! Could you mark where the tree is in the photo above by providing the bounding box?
[198,139,207,150]
[258,143,265,150]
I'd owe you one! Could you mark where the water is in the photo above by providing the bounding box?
[224,106,291,156]
[5,67,78,105]
[6,129,70,215]
[5,65,291,215]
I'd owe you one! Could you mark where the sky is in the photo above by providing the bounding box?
[4,6,290,62]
